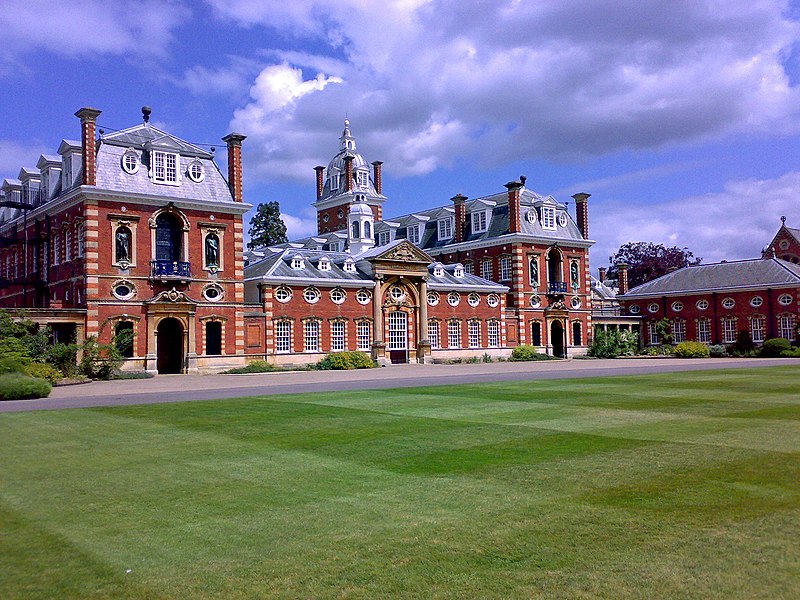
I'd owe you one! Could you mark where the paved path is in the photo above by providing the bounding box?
[1,357,797,413]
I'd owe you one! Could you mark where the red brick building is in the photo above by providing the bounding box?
[0,107,251,373]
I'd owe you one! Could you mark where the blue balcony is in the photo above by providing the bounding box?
[547,281,568,294]
[151,260,191,279]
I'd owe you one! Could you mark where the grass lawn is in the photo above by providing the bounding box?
[1,366,799,599]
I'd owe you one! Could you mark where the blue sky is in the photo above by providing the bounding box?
[2,0,800,271]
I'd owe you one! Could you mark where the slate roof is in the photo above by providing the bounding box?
[620,258,800,298]
[590,276,618,300]
[102,124,213,158]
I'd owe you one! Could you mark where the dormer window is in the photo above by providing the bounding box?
[454,264,465,278]
[378,231,391,246]
[122,149,139,174]
[152,150,179,184]
[433,263,444,277]
[291,255,305,270]
[343,258,356,272]
[62,160,72,189]
[356,171,368,188]
[438,218,453,240]
[472,210,488,233]
[541,206,556,230]
[187,160,204,183]
[318,257,331,271]
[407,224,420,244]
[330,173,340,190]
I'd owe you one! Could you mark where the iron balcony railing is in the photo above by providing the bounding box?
[150,260,191,279]
[547,281,568,294]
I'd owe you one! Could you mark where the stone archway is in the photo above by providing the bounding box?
[157,317,184,374]
[551,320,566,358]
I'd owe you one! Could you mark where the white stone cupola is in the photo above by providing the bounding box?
[347,197,375,255]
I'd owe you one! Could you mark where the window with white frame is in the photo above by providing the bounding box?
[330,321,346,351]
[152,151,179,184]
[304,320,320,352]
[481,258,492,280]
[64,227,72,262]
[356,288,371,304]
[468,293,480,307]
[77,223,85,257]
[721,297,735,309]
[529,256,539,288]
[696,299,709,310]
[438,218,453,240]
[541,206,556,229]
[427,291,439,306]
[487,294,499,307]
[464,261,474,274]
[330,288,346,304]
[472,210,488,233]
[343,259,356,272]
[291,255,304,269]
[448,292,460,306]
[468,321,481,348]
[53,230,61,264]
[318,257,331,271]
[378,231,390,246]
[454,264,464,277]
[330,173,340,190]
[499,256,512,281]
[779,314,796,340]
[672,320,686,343]
[488,321,500,347]
[778,294,794,306]
[428,320,440,349]
[448,320,461,348]
[722,318,737,344]
[303,287,321,304]
[647,321,660,345]
[388,311,408,350]
[357,321,371,351]
[433,264,444,277]
[750,296,763,308]
[356,171,368,188]
[407,224,420,244]
[275,286,292,303]
[751,316,765,343]
[697,318,711,343]
[275,321,292,353]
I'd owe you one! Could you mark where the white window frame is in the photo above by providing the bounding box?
[697,319,711,343]
[438,218,453,240]
[330,288,346,304]
[304,320,320,352]
[448,292,460,306]
[428,320,440,349]
[64,226,72,262]
[356,289,371,305]
[275,321,292,353]
[779,315,796,340]
[387,311,408,350]
[722,318,737,344]
[481,259,492,280]
[471,210,488,233]
[751,316,765,343]
[541,206,556,230]
[152,150,180,185]
[672,320,686,343]
[275,286,292,303]
[468,293,480,307]
[448,320,461,348]
[647,321,660,345]
[407,224,420,244]
[468,320,481,348]
[357,321,371,351]
[330,321,346,352]
[499,256,512,281]
[378,231,391,246]
[488,321,500,348]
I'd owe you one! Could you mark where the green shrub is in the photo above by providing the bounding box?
[25,363,63,385]
[0,373,51,400]
[708,344,728,357]
[0,337,32,365]
[780,347,800,358]
[673,341,710,358]
[589,329,639,358]
[510,345,559,361]
[42,343,78,377]
[761,338,792,357]
[224,361,278,374]
[0,357,27,375]
[316,351,374,370]
[111,371,154,380]
[79,336,125,380]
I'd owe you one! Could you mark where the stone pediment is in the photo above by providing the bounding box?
[147,287,197,304]
[370,240,432,264]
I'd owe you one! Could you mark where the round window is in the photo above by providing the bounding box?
[721,297,735,309]
[275,287,292,303]
[356,289,371,305]
[671,301,684,312]
[304,287,321,304]
[468,293,480,307]
[648,303,660,313]
[337,209,344,219]
[448,292,460,306]
[390,286,405,302]
[330,288,346,304]
[628,304,641,314]
[696,299,709,310]
[779,239,789,250]
[530,295,541,308]
[750,296,763,308]
[487,294,500,307]
[187,160,204,182]
[427,291,440,306]
[558,212,568,227]
[203,285,223,301]
[571,296,581,309]
[778,293,793,306]
[112,281,135,300]
[121,150,139,174]
[322,214,330,223]
[525,210,537,224]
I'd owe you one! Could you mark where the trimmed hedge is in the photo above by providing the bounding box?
[316,351,375,370]
[761,338,792,357]
[224,361,278,374]
[673,341,710,358]
[510,345,558,361]
[0,373,52,400]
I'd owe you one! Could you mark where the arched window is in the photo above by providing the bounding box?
[570,261,580,289]
[548,248,562,283]
[529,257,539,288]
[352,221,360,239]
[114,321,134,358]
[155,213,182,262]
[572,321,582,346]
[205,233,220,268]
[530,321,542,346]
[364,220,371,238]
[115,226,132,263]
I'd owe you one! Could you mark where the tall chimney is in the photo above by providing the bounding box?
[598,266,606,283]
[371,161,383,195]
[572,192,590,239]
[617,263,629,295]
[344,155,354,192]
[74,107,102,186]
[222,133,247,202]
[314,166,325,199]
[451,194,467,243]
[504,180,523,234]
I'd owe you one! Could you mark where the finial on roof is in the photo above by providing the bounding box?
[520,175,527,186]
[781,215,786,224]
[142,106,152,124]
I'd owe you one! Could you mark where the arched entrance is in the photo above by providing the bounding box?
[157,317,184,374]
[387,310,409,364]
[551,320,566,358]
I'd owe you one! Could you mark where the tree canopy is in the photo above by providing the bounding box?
[247,201,288,250]
[607,242,701,289]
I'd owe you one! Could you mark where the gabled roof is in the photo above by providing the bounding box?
[101,124,213,159]
[620,258,800,298]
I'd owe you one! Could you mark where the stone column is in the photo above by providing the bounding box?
[371,276,386,363]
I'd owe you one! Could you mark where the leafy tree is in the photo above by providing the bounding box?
[607,242,701,289]
[247,201,288,250]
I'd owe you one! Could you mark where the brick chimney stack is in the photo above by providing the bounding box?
[617,263,629,295]
[222,133,247,202]
[572,192,590,239]
[504,180,523,234]
[75,107,102,186]
[344,156,354,192]
[451,193,468,243]
[598,267,606,283]
[314,166,325,199]
[371,161,383,195]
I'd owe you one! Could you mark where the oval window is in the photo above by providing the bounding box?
[721,297,735,309]
[303,287,321,304]
[778,294,793,306]
[356,289,371,305]
[448,292,460,307]
[487,294,500,307]
[696,299,709,310]
[427,291,440,306]
[275,287,292,303]
[468,293,480,307]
